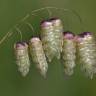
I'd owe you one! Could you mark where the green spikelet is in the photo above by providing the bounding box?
[40,18,63,62]
[76,32,96,79]
[14,42,30,77]
[29,37,48,78]
[62,32,76,76]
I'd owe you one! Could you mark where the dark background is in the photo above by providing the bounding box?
[0,0,96,96]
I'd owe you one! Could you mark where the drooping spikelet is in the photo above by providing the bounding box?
[76,32,96,79]
[29,37,48,78]
[40,18,63,62]
[51,18,64,57]
[14,42,30,77]
[62,31,76,76]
